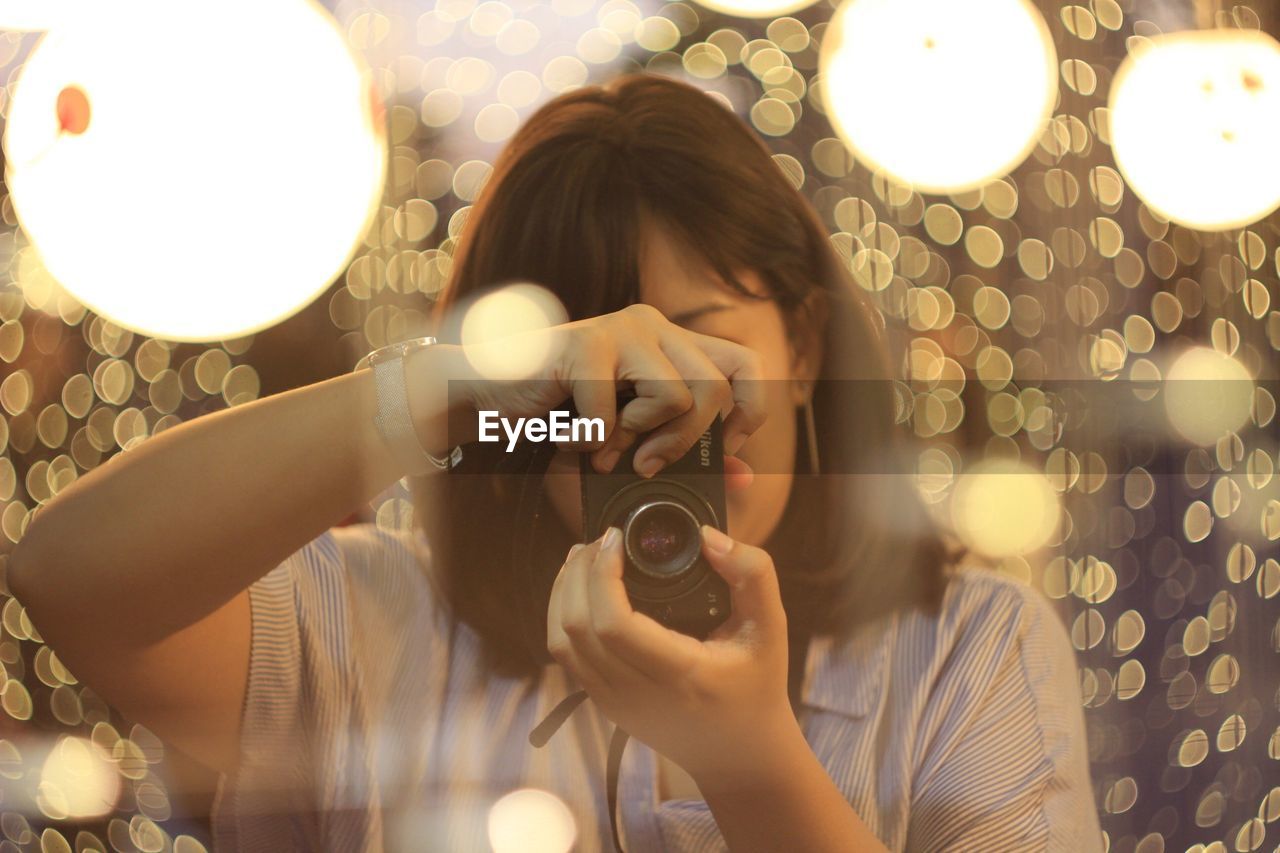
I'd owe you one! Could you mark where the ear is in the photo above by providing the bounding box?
[788,289,828,406]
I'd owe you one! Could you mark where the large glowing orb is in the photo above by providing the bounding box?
[690,0,819,19]
[819,0,1057,193]
[1109,29,1280,231]
[3,0,387,341]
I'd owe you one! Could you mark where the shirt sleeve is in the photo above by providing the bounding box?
[905,578,1103,853]
[213,524,428,852]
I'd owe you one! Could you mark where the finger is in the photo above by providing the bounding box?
[548,543,609,689]
[589,426,636,474]
[587,525,702,681]
[559,323,622,452]
[561,535,648,688]
[547,543,585,657]
[595,377,693,473]
[629,342,734,478]
[629,384,732,479]
[724,455,754,492]
[546,550,570,653]
[684,334,768,456]
[618,377,695,433]
[591,349,689,473]
[698,525,786,641]
[570,379,616,454]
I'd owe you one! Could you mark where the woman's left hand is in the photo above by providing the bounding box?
[546,524,796,782]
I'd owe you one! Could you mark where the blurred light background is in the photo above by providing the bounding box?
[0,0,1277,850]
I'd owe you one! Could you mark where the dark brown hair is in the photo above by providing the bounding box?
[414,72,962,678]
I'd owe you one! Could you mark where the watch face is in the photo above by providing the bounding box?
[362,336,437,369]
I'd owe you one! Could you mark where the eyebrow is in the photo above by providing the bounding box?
[667,303,734,326]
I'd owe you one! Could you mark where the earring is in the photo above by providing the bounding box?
[803,392,820,477]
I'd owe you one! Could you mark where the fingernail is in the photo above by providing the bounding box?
[599,449,621,472]
[701,524,733,554]
[635,455,661,479]
[725,433,746,456]
[601,526,621,551]
[569,543,585,559]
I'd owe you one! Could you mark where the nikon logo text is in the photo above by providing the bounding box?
[698,431,712,467]
[477,410,606,452]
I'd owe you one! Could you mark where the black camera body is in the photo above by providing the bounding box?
[579,414,732,639]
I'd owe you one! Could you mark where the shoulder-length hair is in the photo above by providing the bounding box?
[413,72,962,678]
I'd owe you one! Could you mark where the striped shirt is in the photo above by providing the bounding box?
[210,522,1103,852]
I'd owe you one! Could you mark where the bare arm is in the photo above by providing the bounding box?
[697,717,890,853]
[7,344,466,773]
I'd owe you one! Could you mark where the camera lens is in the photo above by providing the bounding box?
[624,500,702,580]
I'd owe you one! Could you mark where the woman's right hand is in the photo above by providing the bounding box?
[420,303,767,477]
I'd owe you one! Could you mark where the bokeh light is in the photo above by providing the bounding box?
[950,458,1060,557]
[2,0,387,341]
[1163,346,1254,446]
[37,736,120,820]
[1109,29,1280,231]
[689,0,819,21]
[819,0,1057,192]
[460,282,568,380]
[487,788,577,853]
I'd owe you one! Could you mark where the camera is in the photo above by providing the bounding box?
[579,405,732,639]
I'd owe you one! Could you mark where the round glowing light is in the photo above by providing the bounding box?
[1109,29,1280,231]
[819,0,1057,193]
[690,0,818,18]
[460,283,568,380]
[3,0,387,342]
[1164,347,1254,445]
[38,736,120,819]
[487,788,577,853]
[951,458,1060,557]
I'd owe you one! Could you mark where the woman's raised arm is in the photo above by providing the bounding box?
[6,343,463,773]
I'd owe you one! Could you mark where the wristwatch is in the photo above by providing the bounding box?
[355,336,463,474]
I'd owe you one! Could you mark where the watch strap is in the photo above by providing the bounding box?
[363,338,463,473]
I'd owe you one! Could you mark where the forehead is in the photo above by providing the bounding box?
[635,217,767,311]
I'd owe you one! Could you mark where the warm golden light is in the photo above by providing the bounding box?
[487,788,577,853]
[1164,346,1254,445]
[951,458,1060,557]
[460,283,568,380]
[3,0,387,342]
[819,0,1057,193]
[38,736,120,820]
[1109,29,1280,231]
[690,0,819,19]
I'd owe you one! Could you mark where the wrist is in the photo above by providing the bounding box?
[404,343,477,456]
[688,704,807,794]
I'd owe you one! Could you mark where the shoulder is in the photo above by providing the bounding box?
[887,567,1101,851]
[907,564,1073,666]
[804,565,1072,718]
[882,564,1081,722]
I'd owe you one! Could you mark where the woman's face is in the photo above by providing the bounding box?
[542,219,820,546]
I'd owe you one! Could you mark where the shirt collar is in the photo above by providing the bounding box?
[800,615,892,718]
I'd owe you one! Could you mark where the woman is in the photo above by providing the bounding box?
[10,73,1100,851]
